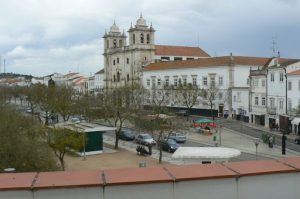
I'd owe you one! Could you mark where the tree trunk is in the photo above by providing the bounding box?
[60,158,65,171]
[159,145,163,164]
[114,130,119,149]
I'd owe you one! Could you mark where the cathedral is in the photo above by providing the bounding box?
[103,14,210,89]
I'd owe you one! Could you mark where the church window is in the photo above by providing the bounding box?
[147,34,150,44]
[133,34,135,44]
[113,60,115,65]
[126,58,129,64]
[117,72,120,82]
[106,40,109,48]
[119,40,122,47]
[113,39,117,48]
[117,58,119,64]
[127,74,129,81]
[140,33,144,43]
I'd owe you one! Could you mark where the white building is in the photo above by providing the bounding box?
[143,55,269,117]
[266,59,300,130]
[103,14,210,90]
[287,69,300,135]
[94,69,104,93]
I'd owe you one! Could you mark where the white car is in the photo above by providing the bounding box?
[70,117,81,124]
[136,133,156,146]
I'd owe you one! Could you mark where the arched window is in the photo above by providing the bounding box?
[127,74,129,81]
[147,34,150,44]
[133,34,135,44]
[119,40,122,47]
[106,40,109,48]
[140,33,144,43]
[117,72,120,82]
[113,39,117,48]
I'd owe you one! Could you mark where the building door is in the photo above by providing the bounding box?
[218,105,224,117]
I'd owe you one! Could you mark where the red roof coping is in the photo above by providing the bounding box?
[0,172,37,191]
[165,164,237,182]
[104,167,173,186]
[34,171,103,189]
[223,159,296,176]
[288,69,300,75]
[155,45,210,57]
[277,157,300,170]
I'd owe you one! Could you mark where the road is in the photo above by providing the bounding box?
[216,118,300,152]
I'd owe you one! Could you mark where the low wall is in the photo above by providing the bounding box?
[1,158,300,199]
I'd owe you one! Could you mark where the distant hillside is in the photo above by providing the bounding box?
[0,73,33,80]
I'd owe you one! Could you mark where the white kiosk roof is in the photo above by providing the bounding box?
[172,147,241,161]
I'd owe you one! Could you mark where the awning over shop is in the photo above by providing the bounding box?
[291,117,300,125]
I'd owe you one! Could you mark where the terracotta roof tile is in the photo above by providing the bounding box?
[288,69,300,75]
[34,171,102,189]
[0,172,36,191]
[165,164,237,181]
[145,56,270,71]
[155,45,210,57]
[104,167,173,185]
[223,160,296,176]
[278,157,300,170]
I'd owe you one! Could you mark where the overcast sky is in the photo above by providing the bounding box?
[0,0,299,76]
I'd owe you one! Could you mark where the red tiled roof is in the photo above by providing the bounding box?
[104,167,173,185]
[63,72,79,78]
[288,69,300,75]
[165,164,237,181]
[34,171,102,189]
[0,172,37,191]
[223,159,296,176]
[155,45,210,57]
[145,56,270,71]
[278,157,300,169]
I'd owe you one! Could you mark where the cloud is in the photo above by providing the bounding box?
[0,0,300,76]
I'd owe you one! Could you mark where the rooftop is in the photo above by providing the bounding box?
[155,45,210,57]
[288,69,300,75]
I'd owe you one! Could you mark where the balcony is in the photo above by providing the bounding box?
[268,107,277,115]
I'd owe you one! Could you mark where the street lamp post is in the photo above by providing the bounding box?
[253,138,260,160]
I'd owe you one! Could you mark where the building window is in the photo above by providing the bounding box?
[119,40,122,47]
[178,78,182,85]
[165,77,169,86]
[127,74,129,81]
[157,79,161,86]
[133,34,135,44]
[262,97,266,106]
[140,33,144,43]
[106,40,109,48]
[203,77,207,86]
[183,77,187,86]
[219,92,223,100]
[147,79,150,86]
[288,99,292,111]
[151,79,156,88]
[233,96,236,102]
[254,79,259,87]
[279,100,284,109]
[113,39,117,48]
[237,92,241,102]
[270,73,274,82]
[113,60,116,65]
[147,34,150,44]
[173,78,178,86]
[210,77,215,87]
[218,76,223,86]
[117,57,119,64]
[288,81,292,90]
[127,58,129,64]
[255,97,259,105]
[174,57,183,61]
[117,72,120,82]
[161,57,170,61]
[261,80,265,87]
[270,98,275,108]
[280,73,284,82]
[113,75,116,82]
[192,77,197,86]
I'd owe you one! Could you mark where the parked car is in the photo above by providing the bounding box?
[119,129,135,141]
[294,137,300,144]
[70,117,81,124]
[166,132,186,143]
[159,138,180,153]
[136,133,156,146]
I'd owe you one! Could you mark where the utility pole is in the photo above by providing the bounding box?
[0,56,2,73]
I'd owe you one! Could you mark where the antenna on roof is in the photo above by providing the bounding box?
[271,36,278,57]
